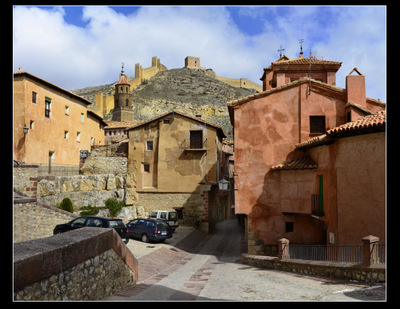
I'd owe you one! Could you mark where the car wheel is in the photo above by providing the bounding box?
[141,234,149,243]
[54,229,62,235]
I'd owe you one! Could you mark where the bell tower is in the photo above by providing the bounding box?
[111,63,135,121]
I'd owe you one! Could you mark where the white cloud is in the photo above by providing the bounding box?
[13,6,386,101]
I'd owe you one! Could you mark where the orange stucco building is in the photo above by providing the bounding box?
[228,54,385,254]
[14,70,107,167]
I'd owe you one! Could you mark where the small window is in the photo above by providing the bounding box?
[126,99,129,106]
[285,222,294,233]
[45,97,51,118]
[143,163,150,173]
[32,92,37,103]
[309,116,325,134]
[29,120,34,130]
[64,131,69,139]
[65,105,70,115]
[81,113,84,123]
[76,131,81,142]
[146,141,154,151]
[164,119,171,124]
[190,130,203,149]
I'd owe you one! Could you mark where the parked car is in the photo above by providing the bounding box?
[127,218,172,243]
[53,216,129,244]
[148,210,179,232]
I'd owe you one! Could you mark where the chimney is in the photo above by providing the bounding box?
[346,68,366,107]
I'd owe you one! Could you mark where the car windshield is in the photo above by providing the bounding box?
[169,212,177,220]
[149,212,157,218]
[109,220,126,228]
[157,222,169,229]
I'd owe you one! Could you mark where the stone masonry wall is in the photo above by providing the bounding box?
[13,200,78,243]
[80,156,127,175]
[14,228,138,300]
[241,253,385,284]
[135,192,204,227]
[37,174,126,209]
[13,165,39,198]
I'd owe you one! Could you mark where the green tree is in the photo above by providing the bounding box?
[60,197,74,213]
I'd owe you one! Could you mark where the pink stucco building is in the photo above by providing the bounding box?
[227,53,385,254]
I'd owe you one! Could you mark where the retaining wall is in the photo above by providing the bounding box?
[241,253,385,284]
[14,227,138,300]
[13,198,78,243]
[37,174,126,209]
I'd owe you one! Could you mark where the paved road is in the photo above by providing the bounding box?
[105,220,385,301]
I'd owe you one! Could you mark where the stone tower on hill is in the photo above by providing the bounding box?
[111,66,135,121]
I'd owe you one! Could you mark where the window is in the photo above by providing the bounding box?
[45,97,51,118]
[143,163,150,173]
[190,130,203,149]
[81,113,84,123]
[32,92,37,103]
[65,105,70,115]
[146,141,154,151]
[285,222,294,233]
[309,116,325,134]
[76,131,81,142]
[30,121,34,130]
[70,217,86,228]
[126,99,129,107]
[64,130,69,139]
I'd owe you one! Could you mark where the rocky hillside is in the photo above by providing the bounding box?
[73,67,259,139]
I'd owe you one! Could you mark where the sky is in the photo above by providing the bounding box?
[13,5,386,102]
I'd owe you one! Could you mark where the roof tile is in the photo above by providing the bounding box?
[271,155,318,171]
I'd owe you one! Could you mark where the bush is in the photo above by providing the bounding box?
[60,197,74,213]
[105,198,124,217]
[79,205,99,216]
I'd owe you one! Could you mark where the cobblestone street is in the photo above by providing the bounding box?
[105,220,385,301]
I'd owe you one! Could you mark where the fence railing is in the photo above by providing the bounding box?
[288,243,385,265]
[289,244,363,263]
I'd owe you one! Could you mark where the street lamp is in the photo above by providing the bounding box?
[217,178,230,191]
[23,124,29,135]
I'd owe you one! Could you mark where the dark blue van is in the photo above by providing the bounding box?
[127,218,173,243]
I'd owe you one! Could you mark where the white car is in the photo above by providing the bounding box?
[148,210,179,232]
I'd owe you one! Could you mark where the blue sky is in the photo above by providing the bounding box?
[13,5,386,102]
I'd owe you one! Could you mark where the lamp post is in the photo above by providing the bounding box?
[23,124,29,135]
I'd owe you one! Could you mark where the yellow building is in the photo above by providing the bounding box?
[13,69,107,167]
[126,110,229,232]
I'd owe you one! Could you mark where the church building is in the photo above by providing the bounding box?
[111,65,135,122]
[228,49,385,254]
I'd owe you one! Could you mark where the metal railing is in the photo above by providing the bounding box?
[290,244,363,263]
[374,244,386,265]
[289,243,386,265]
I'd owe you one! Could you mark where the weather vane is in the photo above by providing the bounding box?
[278,45,285,57]
[121,62,124,74]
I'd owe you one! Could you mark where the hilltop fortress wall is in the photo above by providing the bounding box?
[90,56,261,118]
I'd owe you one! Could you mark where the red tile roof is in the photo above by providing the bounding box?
[271,155,318,171]
[115,75,130,85]
[296,110,386,149]
[326,110,386,137]
[272,57,342,66]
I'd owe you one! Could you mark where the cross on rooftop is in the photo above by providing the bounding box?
[278,45,285,57]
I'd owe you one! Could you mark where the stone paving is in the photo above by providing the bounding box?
[104,220,386,301]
